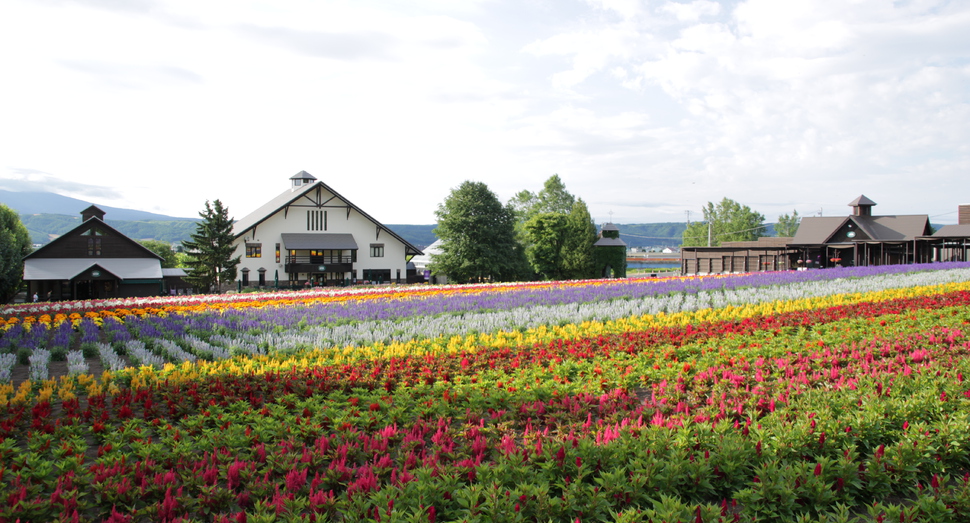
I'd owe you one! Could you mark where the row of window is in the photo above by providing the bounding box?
[246,243,385,258]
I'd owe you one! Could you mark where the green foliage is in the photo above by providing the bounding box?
[138,240,179,268]
[0,203,33,303]
[20,214,199,245]
[516,177,595,281]
[110,219,199,243]
[432,181,528,283]
[509,175,576,223]
[524,212,569,280]
[776,209,801,238]
[182,199,241,293]
[683,197,768,247]
[561,199,598,279]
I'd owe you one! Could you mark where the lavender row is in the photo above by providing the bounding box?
[2,262,969,366]
[205,265,970,352]
[189,262,970,337]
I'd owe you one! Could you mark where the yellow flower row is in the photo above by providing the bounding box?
[145,280,970,381]
[1,279,964,406]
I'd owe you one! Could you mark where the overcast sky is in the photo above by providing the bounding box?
[2,0,968,226]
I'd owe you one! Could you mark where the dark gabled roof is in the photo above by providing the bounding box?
[788,217,846,244]
[232,177,423,256]
[281,233,359,250]
[81,204,107,214]
[24,216,164,261]
[594,237,626,247]
[721,237,793,248]
[932,224,970,238]
[24,259,163,280]
[789,214,929,245]
[848,195,877,207]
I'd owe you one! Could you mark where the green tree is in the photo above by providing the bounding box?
[535,174,575,215]
[509,174,576,224]
[138,240,178,268]
[512,175,585,280]
[524,212,569,280]
[561,198,598,279]
[0,204,32,303]
[431,181,528,283]
[525,199,598,280]
[775,210,801,237]
[682,198,767,247]
[182,200,240,293]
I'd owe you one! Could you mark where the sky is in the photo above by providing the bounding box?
[1,0,969,226]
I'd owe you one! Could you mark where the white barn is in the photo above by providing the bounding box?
[231,171,422,287]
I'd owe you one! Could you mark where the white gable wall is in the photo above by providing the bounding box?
[232,183,411,285]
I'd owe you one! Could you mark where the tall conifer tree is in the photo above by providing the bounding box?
[182,199,240,293]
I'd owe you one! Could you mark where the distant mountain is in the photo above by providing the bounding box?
[8,190,761,249]
[0,189,197,221]
[386,224,437,250]
[20,214,201,245]
[1,190,201,245]
[613,222,686,248]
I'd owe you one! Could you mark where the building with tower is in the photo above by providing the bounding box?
[231,171,422,288]
[593,223,627,278]
[21,205,175,300]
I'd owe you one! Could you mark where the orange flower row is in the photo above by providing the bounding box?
[1,275,700,330]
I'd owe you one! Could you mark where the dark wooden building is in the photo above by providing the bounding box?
[786,195,932,269]
[680,197,969,276]
[594,223,627,278]
[22,206,168,300]
[681,236,797,275]
[918,204,970,263]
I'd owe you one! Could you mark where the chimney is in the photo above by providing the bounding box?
[960,204,970,225]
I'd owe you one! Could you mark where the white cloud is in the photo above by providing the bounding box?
[659,0,721,22]
[2,0,969,226]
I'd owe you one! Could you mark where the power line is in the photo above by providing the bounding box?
[619,233,683,240]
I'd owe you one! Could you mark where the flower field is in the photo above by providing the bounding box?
[3,263,970,522]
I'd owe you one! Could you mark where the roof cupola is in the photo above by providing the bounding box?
[290,170,318,191]
[80,205,106,222]
[848,195,876,217]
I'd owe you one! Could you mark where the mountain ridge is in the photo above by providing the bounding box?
[2,189,691,249]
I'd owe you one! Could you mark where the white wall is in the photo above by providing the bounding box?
[232,184,411,284]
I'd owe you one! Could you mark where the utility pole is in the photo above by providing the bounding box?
[685,210,691,226]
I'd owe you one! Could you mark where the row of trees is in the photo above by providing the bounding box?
[430,176,600,284]
[1,187,804,300]
[681,197,800,247]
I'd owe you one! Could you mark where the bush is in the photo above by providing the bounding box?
[50,346,67,362]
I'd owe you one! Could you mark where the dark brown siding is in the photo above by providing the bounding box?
[29,223,156,260]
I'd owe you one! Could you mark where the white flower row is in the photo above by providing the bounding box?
[97,343,127,372]
[208,267,970,352]
[67,350,89,376]
[0,353,16,382]
[125,341,167,369]
[28,349,50,382]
